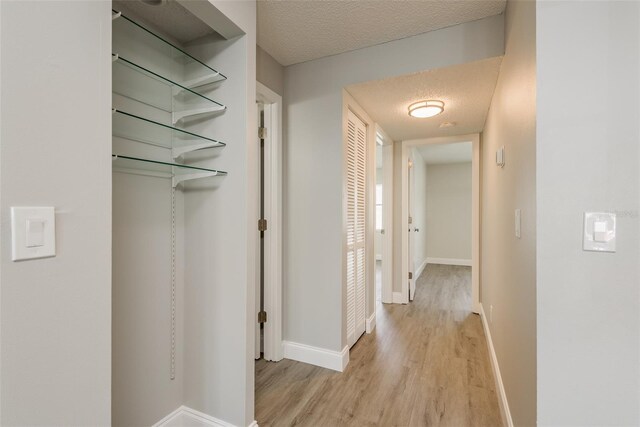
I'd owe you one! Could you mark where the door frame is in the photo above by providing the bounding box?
[342,90,376,350]
[376,125,394,304]
[400,134,481,313]
[256,82,283,361]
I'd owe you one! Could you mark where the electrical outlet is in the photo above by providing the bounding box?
[490,305,494,323]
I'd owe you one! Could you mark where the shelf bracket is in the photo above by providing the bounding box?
[178,73,222,91]
[172,171,218,188]
[172,105,226,125]
[172,142,222,160]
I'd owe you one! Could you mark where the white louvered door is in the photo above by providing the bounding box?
[346,110,367,348]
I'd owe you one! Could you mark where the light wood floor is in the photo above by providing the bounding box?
[255,264,502,427]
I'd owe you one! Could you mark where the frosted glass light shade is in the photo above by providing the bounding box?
[408,100,444,118]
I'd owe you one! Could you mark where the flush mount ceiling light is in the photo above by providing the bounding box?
[408,100,444,118]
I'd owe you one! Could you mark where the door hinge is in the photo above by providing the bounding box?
[408,216,413,225]
[258,311,267,323]
[258,127,267,139]
[258,218,268,232]
[409,272,413,280]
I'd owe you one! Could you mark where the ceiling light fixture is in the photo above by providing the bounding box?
[408,100,444,118]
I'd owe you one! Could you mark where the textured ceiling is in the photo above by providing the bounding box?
[257,0,506,66]
[416,141,471,165]
[346,57,503,141]
[113,0,216,44]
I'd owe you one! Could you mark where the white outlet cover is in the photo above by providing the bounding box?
[11,207,56,261]
[583,212,616,252]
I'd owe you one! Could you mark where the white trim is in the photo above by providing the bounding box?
[414,258,428,281]
[401,134,481,313]
[426,257,472,267]
[479,305,514,427]
[378,126,394,305]
[365,312,376,333]
[153,405,257,427]
[342,90,376,350]
[282,341,349,372]
[256,82,283,362]
[392,291,405,304]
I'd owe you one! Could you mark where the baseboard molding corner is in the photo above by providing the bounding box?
[153,405,240,427]
[392,291,406,304]
[366,312,376,333]
[415,258,428,280]
[479,304,514,427]
[283,340,349,372]
[426,257,472,267]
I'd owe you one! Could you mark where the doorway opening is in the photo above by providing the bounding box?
[255,82,283,362]
[401,135,480,312]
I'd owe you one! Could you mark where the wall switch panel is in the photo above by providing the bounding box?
[496,146,505,167]
[11,207,56,261]
[583,212,616,252]
[515,209,521,238]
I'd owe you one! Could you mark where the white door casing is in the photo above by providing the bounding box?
[408,155,416,301]
[346,109,367,347]
[256,82,283,361]
[400,134,481,312]
[379,129,394,304]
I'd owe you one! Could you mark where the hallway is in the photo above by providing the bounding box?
[255,264,502,426]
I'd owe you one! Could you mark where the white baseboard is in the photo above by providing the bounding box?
[153,406,257,427]
[282,340,349,372]
[415,258,428,280]
[392,291,406,304]
[365,312,376,333]
[426,257,472,267]
[479,304,514,427]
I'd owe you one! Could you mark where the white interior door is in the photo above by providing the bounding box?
[346,110,367,347]
[381,142,393,304]
[408,156,416,301]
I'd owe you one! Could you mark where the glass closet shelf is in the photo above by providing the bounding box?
[112,154,227,188]
[112,9,227,86]
[112,54,226,123]
[113,109,226,159]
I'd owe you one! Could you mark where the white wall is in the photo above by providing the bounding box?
[0,1,112,424]
[537,2,640,425]
[481,0,536,425]
[284,15,504,351]
[410,149,428,270]
[425,163,472,261]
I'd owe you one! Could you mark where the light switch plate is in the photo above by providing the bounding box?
[11,207,56,261]
[515,209,521,239]
[583,212,616,252]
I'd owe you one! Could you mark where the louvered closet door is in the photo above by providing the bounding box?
[346,110,367,348]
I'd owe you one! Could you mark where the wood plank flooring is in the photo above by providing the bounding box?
[255,264,502,427]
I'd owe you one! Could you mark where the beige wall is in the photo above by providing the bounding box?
[480,0,536,425]
[426,163,472,261]
[257,45,284,96]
